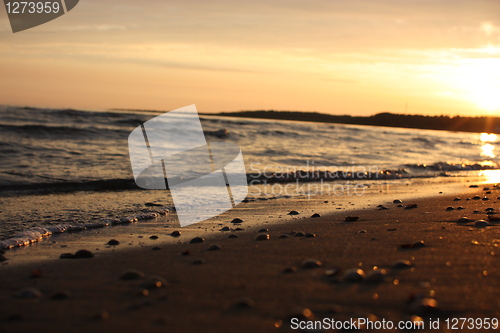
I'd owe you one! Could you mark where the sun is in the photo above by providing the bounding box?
[455,57,500,113]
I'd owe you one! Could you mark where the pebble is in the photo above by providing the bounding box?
[283,267,297,274]
[393,259,413,269]
[106,239,120,246]
[488,215,500,221]
[258,228,269,233]
[220,227,231,231]
[149,235,159,240]
[74,249,94,258]
[170,231,181,237]
[231,218,243,224]
[255,234,270,241]
[457,217,473,223]
[311,213,321,218]
[457,206,464,210]
[305,233,316,238]
[234,227,244,231]
[141,275,167,289]
[473,195,481,200]
[345,216,359,222]
[15,287,42,299]
[294,231,305,237]
[189,237,204,244]
[474,220,490,227]
[232,297,255,309]
[482,197,490,201]
[207,244,222,251]
[288,210,300,215]
[278,234,289,239]
[120,269,145,280]
[301,259,322,269]
[228,234,238,239]
[393,199,402,203]
[51,290,72,300]
[453,197,461,201]
[342,268,366,282]
[445,206,455,211]
[365,269,386,283]
[324,268,340,277]
[486,207,495,212]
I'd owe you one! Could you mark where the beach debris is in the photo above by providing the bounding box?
[228,234,238,239]
[231,297,255,309]
[60,249,94,259]
[279,234,289,239]
[30,269,43,278]
[399,240,425,249]
[305,233,316,238]
[393,199,403,203]
[365,269,387,283]
[192,259,205,265]
[258,228,269,233]
[393,259,413,269]
[445,206,455,211]
[149,235,159,240]
[106,239,120,246]
[294,231,305,237]
[288,210,300,215]
[405,204,418,209]
[231,218,243,224]
[345,216,359,222]
[51,290,72,300]
[189,237,204,244]
[301,259,323,269]
[141,275,167,289]
[311,213,321,218]
[207,244,222,251]
[170,230,181,237]
[474,220,490,227]
[15,287,42,299]
[255,234,270,241]
[120,269,145,280]
[342,268,366,282]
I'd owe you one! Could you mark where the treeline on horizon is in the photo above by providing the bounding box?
[216,111,500,134]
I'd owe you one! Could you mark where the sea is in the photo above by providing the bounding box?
[1,105,498,247]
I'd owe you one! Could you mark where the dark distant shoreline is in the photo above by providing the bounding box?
[208,110,500,134]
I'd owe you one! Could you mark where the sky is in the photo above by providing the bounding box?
[0,0,500,116]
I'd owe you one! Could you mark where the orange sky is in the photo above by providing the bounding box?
[1,0,499,116]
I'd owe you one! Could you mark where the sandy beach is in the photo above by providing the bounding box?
[1,181,499,332]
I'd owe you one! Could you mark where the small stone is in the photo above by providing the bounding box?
[73,250,94,258]
[486,207,495,212]
[357,230,367,234]
[220,227,231,231]
[258,228,269,233]
[311,213,321,218]
[283,267,297,274]
[305,233,316,238]
[457,206,464,210]
[51,290,72,300]
[145,202,162,207]
[453,197,461,201]
[207,244,221,251]
[141,275,167,289]
[342,268,366,282]
[149,235,159,240]
[393,259,413,269]
[482,197,490,201]
[469,184,479,188]
[405,204,418,209]
[106,239,120,246]
[288,210,300,215]
[231,218,243,224]
[474,220,490,227]
[473,195,481,200]
[365,269,386,283]
[324,268,340,277]
[189,237,204,244]
[170,231,181,237]
[488,215,500,221]
[457,217,473,223]
[120,269,145,280]
[278,234,289,239]
[192,259,205,265]
[345,216,359,222]
[301,259,322,269]
[15,287,42,299]
[234,227,244,231]
[228,234,238,239]
[232,297,255,309]
[393,199,402,203]
[445,207,455,211]
[255,234,270,241]
[378,206,389,210]
[294,231,305,237]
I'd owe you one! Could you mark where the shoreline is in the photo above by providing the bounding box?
[1,180,499,332]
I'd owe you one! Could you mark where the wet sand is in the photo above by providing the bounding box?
[1,183,500,332]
